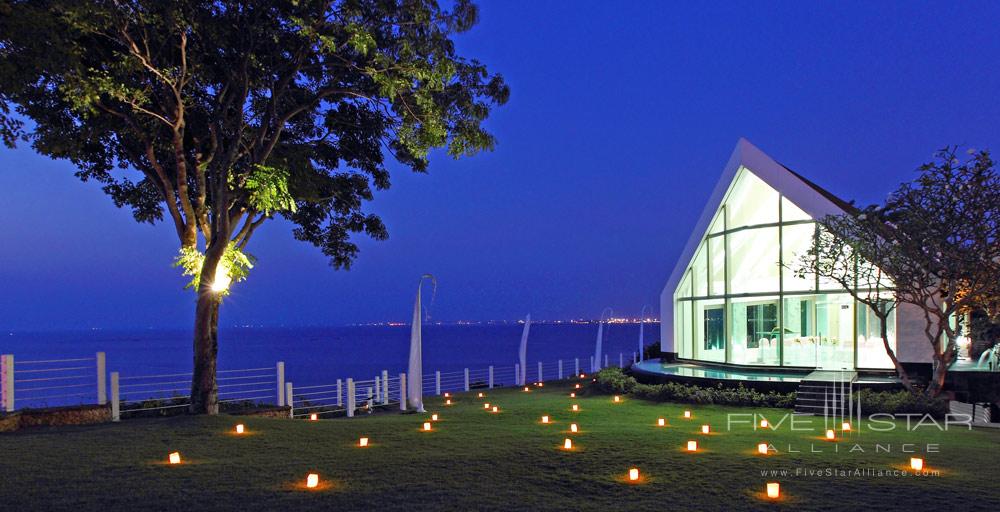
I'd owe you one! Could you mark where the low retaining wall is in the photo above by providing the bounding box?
[0,404,111,432]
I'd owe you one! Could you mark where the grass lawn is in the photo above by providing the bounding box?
[1,378,999,511]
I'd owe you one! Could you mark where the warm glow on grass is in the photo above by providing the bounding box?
[168,452,181,464]
[766,482,780,499]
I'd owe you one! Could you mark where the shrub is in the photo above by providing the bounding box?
[594,367,795,408]
[855,389,949,418]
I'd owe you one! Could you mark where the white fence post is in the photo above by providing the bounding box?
[619,352,623,368]
[366,386,374,409]
[558,359,563,379]
[590,356,594,372]
[346,378,355,418]
[285,382,294,418]
[435,371,441,396]
[488,366,494,389]
[399,373,407,411]
[2,354,13,412]
[382,370,389,405]
[605,354,609,368]
[375,376,381,403]
[538,361,543,383]
[575,357,579,377]
[515,363,520,386]
[96,352,107,405]
[110,372,120,422]
[464,368,470,391]
[276,361,286,407]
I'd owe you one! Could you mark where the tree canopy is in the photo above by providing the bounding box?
[0,0,509,272]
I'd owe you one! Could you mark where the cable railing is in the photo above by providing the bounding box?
[1,353,106,411]
[110,363,284,420]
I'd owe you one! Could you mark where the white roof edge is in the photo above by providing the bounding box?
[660,138,849,303]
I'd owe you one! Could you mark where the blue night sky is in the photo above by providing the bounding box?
[1,1,999,330]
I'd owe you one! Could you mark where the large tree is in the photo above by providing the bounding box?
[0,0,508,413]
[798,148,1000,397]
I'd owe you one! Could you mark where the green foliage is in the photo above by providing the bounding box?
[856,389,949,418]
[593,367,796,408]
[243,165,297,215]
[172,243,255,294]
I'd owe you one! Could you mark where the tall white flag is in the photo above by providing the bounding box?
[594,308,612,372]
[408,274,435,412]
[638,305,651,362]
[518,314,531,385]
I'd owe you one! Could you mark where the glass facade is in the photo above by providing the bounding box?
[673,167,895,369]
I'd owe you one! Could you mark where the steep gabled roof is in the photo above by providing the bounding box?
[660,138,852,302]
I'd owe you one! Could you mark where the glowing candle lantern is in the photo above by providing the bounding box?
[541,415,550,424]
[359,437,369,447]
[842,422,851,431]
[572,404,579,412]
[444,392,450,398]
[310,413,318,421]
[579,374,585,378]
[570,423,578,433]
[910,457,924,471]
[570,392,576,398]
[759,419,768,428]
[825,429,835,440]
[757,443,768,455]
[563,438,573,450]
[235,424,245,434]
[539,383,544,387]
[168,452,181,464]
[575,383,581,389]
[766,482,780,499]
[657,418,666,427]
[701,425,710,434]
[686,440,697,452]
[423,422,432,431]
[491,406,499,413]
[445,399,452,405]
[628,468,639,481]
[613,395,621,403]
[431,413,439,421]
[524,386,530,392]
[306,474,319,489]
[683,410,691,419]
[484,403,490,409]
[478,392,484,398]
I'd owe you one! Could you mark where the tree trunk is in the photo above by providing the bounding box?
[190,250,224,415]
[878,314,914,393]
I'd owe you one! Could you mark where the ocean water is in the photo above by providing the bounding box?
[3,323,659,407]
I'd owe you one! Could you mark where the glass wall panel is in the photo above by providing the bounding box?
[814,293,855,370]
[782,296,818,367]
[694,299,725,362]
[693,242,708,297]
[709,236,725,295]
[856,301,895,369]
[781,196,811,222]
[782,223,817,292]
[727,168,779,228]
[676,300,692,359]
[729,296,780,365]
[676,269,692,299]
[709,210,725,234]
[728,227,779,294]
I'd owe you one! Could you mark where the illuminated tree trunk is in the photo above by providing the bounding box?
[190,251,223,415]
